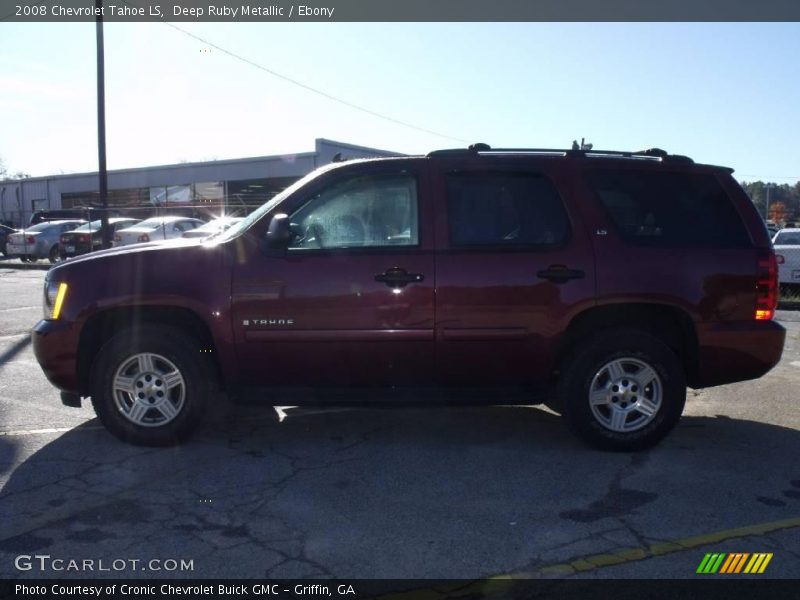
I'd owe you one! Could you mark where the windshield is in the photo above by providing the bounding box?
[73,220,103,232]
[214,167,334,242]
[128,218,165,230]
[26,221,72,232]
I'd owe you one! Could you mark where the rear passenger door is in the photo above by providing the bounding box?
[433,163,596,388]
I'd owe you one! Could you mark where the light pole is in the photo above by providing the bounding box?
[96,0,110,249]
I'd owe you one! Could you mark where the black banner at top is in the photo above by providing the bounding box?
[2,0,800,22]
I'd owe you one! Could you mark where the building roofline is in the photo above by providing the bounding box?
[315,138,403,157]
[9,138,401,184]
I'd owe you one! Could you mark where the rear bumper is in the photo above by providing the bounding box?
[692,319,786,388]
[7,242,47,258]
[59,243,93,258]
[31,318,83,395]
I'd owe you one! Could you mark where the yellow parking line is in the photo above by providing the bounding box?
[375,518,800,600]
[506,516,800,578]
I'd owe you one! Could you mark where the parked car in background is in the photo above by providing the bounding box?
[0,223,15,255]
[7,220,85,263]
[59,218,140,259]
[113,216,205,247]
[181,216,244,239]
[30,208,104,226]
[773,228,800,290]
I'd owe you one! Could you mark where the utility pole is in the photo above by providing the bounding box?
[765,183,773,223]
[96,0,110,249]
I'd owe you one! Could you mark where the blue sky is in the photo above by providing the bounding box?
[1,22,799,183]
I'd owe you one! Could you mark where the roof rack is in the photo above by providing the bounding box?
[427,143,694,164]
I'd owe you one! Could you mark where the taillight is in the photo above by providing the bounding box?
[79,234,90,243]
[114,234,121,242]
[776,254,785,264]
[138,234,150,242]
[755,250,778,321]
[26,236,35,244]
[60,236,68,244]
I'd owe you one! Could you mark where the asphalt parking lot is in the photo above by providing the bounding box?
[0,267,799,580]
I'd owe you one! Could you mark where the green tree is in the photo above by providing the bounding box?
[740,181,800,222]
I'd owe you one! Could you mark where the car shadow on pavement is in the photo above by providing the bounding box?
[1,407,799,579]
[0,336,31,370]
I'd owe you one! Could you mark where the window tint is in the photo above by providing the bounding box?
[289,173,418,249]
[447,172,569,247]
[587,170,750,248]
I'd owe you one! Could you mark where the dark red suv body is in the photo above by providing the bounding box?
[32,146,786,449]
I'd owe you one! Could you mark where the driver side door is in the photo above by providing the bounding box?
[231,165,436,390]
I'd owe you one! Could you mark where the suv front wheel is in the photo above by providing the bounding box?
[559,329,686,451]
[90,325,211,446]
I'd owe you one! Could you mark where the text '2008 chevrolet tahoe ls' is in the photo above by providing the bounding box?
[32,145,786,450]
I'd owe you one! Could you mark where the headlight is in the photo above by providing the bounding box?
[44,278,68,320]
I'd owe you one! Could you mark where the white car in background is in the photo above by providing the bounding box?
[113,216,205,247]
[181,216,244,239]
[773,228,800,288]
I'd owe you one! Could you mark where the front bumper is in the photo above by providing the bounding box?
[31,318,83,396]
[692,319,786,388]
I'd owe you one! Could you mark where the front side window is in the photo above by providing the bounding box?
[447,172,569,247]
[289,173,419,250]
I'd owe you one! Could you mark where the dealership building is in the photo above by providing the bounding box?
[0,139,400,227]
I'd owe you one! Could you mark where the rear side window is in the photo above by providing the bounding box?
[447,172,569,247]
[586,170,750,248]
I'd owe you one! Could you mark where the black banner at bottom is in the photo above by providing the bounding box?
[1,579,799,600]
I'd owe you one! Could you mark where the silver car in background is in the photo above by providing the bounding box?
[181,216,244,239]
[6,220,86,263]
[113,216,205,247]
[773,228,800,290]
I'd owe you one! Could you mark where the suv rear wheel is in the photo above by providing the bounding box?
[559,329,686,451]
[90,325,211,446]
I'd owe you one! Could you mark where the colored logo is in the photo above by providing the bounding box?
[696,553,773,574]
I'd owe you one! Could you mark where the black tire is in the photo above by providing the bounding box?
[48,245,60,264]
[19,256,30,263]
[558,329,686,451]
[90,325,211,446]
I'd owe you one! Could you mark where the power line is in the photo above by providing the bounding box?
[156,20,470,144]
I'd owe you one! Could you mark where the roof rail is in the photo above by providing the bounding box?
[427,144,694,163]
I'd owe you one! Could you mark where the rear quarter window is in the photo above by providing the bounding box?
[586,169,751,248]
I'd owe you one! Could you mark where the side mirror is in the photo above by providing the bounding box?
[263,213,291,256]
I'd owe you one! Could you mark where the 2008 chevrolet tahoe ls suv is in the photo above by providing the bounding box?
[32,145,786,450]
